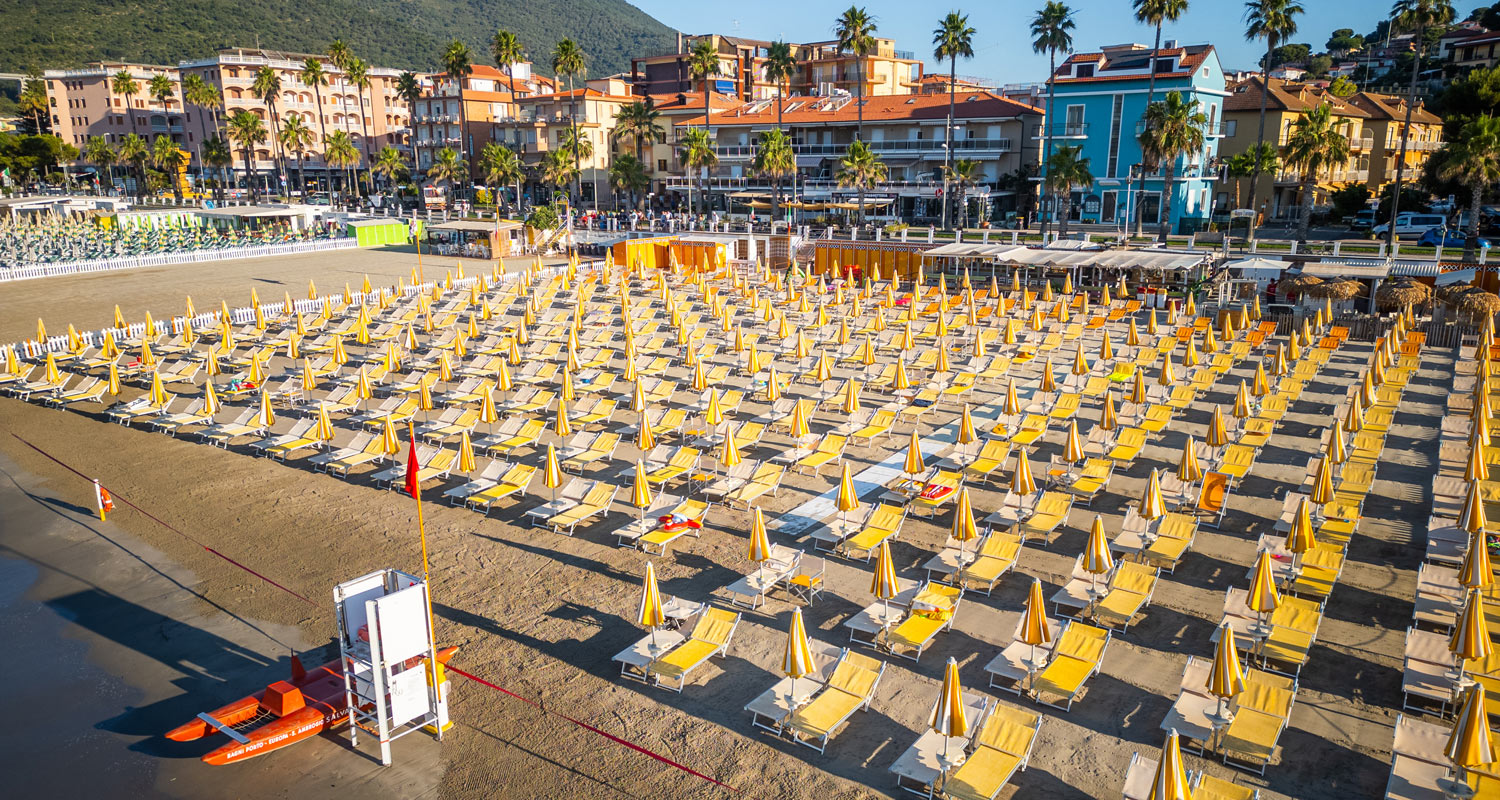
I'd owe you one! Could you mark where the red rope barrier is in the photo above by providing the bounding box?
[9,431,746,796]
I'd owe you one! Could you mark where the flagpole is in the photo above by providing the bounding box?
[406,421,441,698]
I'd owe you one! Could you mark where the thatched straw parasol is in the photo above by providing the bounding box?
[1280,273,1323,295]
[1376,277,1432,310]
[1307,278,1364,301]
[1451,287,1500,321]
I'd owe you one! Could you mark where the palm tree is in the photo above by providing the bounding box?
[764,40,798,220]
[327,39,353,72]
[946,158,982,230]
[1385,0,1456,247]
[152,135,187,201]
[1282,103,1351,242]
[251,65,288,196]
[612,100,665,163]
[610,153,649,210]
[688,39,721,165]
[551,38,586,207]
[561,125,597,208]
[836,6,879,225]
[396,71,422,115]
[1045,145,1093,237]
[279,115,315,197]
[112,70,141,136]
[1243,0,1304,232]
[299,58,331,194]
[492,29,525,152]
[1438,115,1500,261]
[1226,143,1279,208]
[479,141,524,210]
[148,74,175,147]
[202,135,232,203]
[346,56,374,196]
[1130,0,1190,237]
[324,130,360,205]
[752,128,796,221]
[84,136,116,195]
[538,149,577,201]
[1138,91,1208,241]
[117,133,149,199]
[20,74,47,135]
[372,145,408,201]
[934,12,977,231]
[1031,2,1076,236]
[226,110,268,203]
[836,139,888,225]
[440,40,476,191]
[678,127,717,215]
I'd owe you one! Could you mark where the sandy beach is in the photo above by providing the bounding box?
[0,247,1439,799]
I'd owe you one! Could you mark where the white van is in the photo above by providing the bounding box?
[1373,212,1447,239]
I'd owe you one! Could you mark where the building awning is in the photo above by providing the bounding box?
[1299,261,1392,279]
[795,154,826,168]
[430,220,521,232]
[1392,261,1448,277]
[922,242,1025,259]
[1437,268,1476,286]
[1223,257,1287,280]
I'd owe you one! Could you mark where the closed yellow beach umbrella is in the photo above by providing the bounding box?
[1099,330,1114,362]
[1064,421,1085,463]
[1310,455,1336,506]
[893,356,913,391]
[140,339,157,369]
[1288,332,1301,361]
[1233,381,1252,419]
[934,340,952,374]
[1003,380,1022,416]
[1466,440,1490,484]
[788,399,812,439]
[1461,526,1493,591]
[1099,391,1119,432]
[1149,730,1193,800]
[1207,406,1229,448]
[749,507,771,564]
[952,486,979,557]
[837,460,862,530]
[42,352,61,385]
[631,459,654,526]
[764,366,782,402]
[1177,436,1202,483]
[1343,397,1363,434]
[930,657,969,749]
[255,388,276,428]
[1083,515,1114,593]
[1040,356,1056,393]
[1286,498,1317,570]
[1451,589,1493,685]
[544,443,564,503]
[380,414,401,456]
[639,561,666,647]
[1272,344,1288,376]
[1251,362,1270,397]
[842,378,862,415]
[703,389,724,427]
[719,423,743,470]
[903,430,926,478]
[1012,451,1037,495]
[313,401,335,443]
[1019,578,1053,673]
[1139,468,1167,521]
[1072,340,1090,376]
[553,398,573,437]
[106,361,122,397]
[1147,308,1158,335]
[1461,479,1489,536]
[1448,684,1496,776]
[784,607,817,698]
[1248,551,1282,622]
[1207,621,1245,712]
[1325,426,1347,466]
[457,430,477,473]
[872,540,900,626]
[1129,368,1147,404]
[958,403,977,447]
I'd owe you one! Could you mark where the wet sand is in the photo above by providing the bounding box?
[0,247,1441,799]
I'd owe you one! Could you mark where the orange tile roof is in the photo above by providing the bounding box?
[648,91,742,111]
[673,91,1041,127]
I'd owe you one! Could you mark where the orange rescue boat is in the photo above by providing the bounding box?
[167,646,457,765]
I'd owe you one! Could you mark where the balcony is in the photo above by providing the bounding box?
[1031,123,1088,139]
[1135,121,1230,137]
[1350,136,1375,151]
[708,138,1014,159]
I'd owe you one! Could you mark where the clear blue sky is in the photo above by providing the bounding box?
[627,0,1404,80]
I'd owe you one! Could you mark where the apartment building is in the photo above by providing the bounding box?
[632,33,923,102]
[668,91,1043,221]
[178,48,415,188]
[1044,42,1227,234]
[499,76,636,206]
[411,62,554,174]
[44,62,187,154]
[1221,77,1443,219]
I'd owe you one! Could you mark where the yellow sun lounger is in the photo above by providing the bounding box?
[943,704,1042,800]
[724,463,784,507]
[646,607,741,693]
[646,447,701,486]
[910,470,963,516]
[963,439,1013,483]
[956,530,1023,595]
[1009,415,1050,447]
[842,503,906,561]
[545,483,617,535]
[1068,458,1115,503]
[785,652,886,753]
[795,434,847,475]
[1220,706,1286,775]
[1217,444,1257,484]
[1091,561,1158,632]
[1031,622,1110,711]
[1048,393,1081,420]
[851,409,898,444]
[1021,491,1073,543]
[467,464,538,513]
[1106,428,1147,466]
[885,583,962,662]
[637,499,710,555]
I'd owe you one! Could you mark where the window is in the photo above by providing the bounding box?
[1225,120,1237,137]
[1076,64,1094,78]
[1106,94,1124,177]
[658,159,667,171]
[1064,104,1084,136]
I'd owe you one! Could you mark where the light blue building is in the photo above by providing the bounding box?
[1042,42,1227,235]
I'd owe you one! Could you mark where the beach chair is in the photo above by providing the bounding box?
[743,640,848,733]
[956,529,1023,595]
[1106,428,1147,466]
[646,607,741,693]
[784,652,886,753]
[1217,445,1257,485]
[197,408,260,446]
[574,397,618,427]
[942,704,1042,800]
[1021,491,1073,544]
[842,503,906,561]
[464,464,538,512]
[44,377,105,408]
[1030,621,1111,711]
[637,499,710,555]
[850,408,898,445]
[700,461,756,501]
[442,459,509,504]
[645,447,701,486]
[562,431,620,472]
[889,692,992,798]
[544,483,616,535]
[724,462,785,507]
[483,419,546,458]
[790,434,847,476]
[964,439,1013,484]
[885,582,963,662]
[911,470,963,517]
[417,409,480,442]
[314,433,385,475]
[1193,471,1232,528]
[1067,458,1115,504]
[1091,561,1159,632]
[260,420,327,460]
[1008,415,1049,447]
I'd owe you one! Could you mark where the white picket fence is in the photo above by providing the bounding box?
[0,237,359,283]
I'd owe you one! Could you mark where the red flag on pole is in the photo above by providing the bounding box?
[403,424,420,499]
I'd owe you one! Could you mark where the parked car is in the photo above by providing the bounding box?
[1373,212,1447,239]
[1350,209,1377,230]
[1417,227,1490,249]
